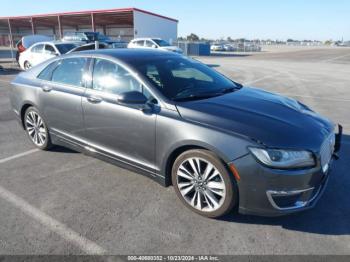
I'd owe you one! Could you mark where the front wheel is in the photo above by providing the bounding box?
[24,107,52,150]
[172,149,238,218]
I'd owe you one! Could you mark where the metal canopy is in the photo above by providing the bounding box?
[0,7,177,45]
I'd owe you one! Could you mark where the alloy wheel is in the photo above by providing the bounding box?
[25,111,47,147]
[24,61,31,70]
[176,157,226,212]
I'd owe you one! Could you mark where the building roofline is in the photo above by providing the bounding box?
[0,7,178,23]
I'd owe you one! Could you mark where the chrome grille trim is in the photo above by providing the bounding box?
[320,132,335,169]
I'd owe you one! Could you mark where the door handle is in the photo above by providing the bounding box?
[87,96,102,103]
[41,86,52,92]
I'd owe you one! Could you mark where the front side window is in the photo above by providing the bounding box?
[44,44,56,54]
[92,59,147,96]
[152,39,170,47]
[145,40,155,47]
[131,56,241,101]
[51,58,87,87]
[31,44,44,53]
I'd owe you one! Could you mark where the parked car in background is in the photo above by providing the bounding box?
[128,38,183,53]
[210,44,225,51]
[10,49,341,218]
[68,42,108,53]
[223,44,234,51]
[15,35,54,62]
[62,31,127,48]
[19,41,78,70]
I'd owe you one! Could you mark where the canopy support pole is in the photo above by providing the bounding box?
[91,13,95,32]
[7,18,15,64]
[30,17,35,35]
[57,15,62,39]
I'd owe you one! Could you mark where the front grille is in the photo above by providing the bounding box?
[320,133,335,168]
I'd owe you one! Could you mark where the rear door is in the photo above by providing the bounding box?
[30,44,45,66]
[37,57,90,138]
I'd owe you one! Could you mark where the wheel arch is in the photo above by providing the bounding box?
[20,102,35,129]
[162,141,232,187]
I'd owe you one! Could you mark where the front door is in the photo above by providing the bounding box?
[82,58,157,171]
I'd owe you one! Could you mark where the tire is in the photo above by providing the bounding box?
[24,106,52,150]
[171,149,238,218]
[24,61,31,71]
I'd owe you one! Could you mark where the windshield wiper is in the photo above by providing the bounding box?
[173,93,222,102]
[218,86,241,94]
[219,87,236,94]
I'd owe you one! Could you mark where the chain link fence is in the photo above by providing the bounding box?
[175,40,262,56]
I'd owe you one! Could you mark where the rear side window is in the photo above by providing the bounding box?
[37,61,59,81]
[135,40,144,46]
[31,44,44,53]
[51,58,88,87]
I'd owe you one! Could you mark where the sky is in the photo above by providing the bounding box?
[0,0,349,41]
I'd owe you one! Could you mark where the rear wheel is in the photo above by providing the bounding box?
[172,149,238,218]
[24,61,31,70]
[24,107,52,150]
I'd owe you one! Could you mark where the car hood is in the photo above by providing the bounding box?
[176,87,334,151]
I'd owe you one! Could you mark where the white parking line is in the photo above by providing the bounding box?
[243,73,281,85]
[0,78,10,84]
[0,185,107,254]
[279,93,350,102]
[322,53,350,63]
[0,149,39,164]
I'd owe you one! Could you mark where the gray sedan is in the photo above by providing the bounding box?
[9,49,342,218]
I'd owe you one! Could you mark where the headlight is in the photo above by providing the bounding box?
[249,147,315,169]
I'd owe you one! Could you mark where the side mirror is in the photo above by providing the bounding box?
[118,91,147,105]
[152,44,158,48]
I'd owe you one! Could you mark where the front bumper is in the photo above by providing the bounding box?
[233,126,342,217]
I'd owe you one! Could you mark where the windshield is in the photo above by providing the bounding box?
[97,34,111,41]
[152,39,171,47]
[85,32,99,41]
[55,43,77,54]
[84,32,110,41]
[131,56,241,101]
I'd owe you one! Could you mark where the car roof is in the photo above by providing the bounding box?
[32,41,79,46]
[73,48,180,62]
[131,38,161,41]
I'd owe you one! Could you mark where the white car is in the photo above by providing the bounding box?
[223,44,234,51]
[210,44,225,51]
[19,41,78,70]
[128,38,183,53]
